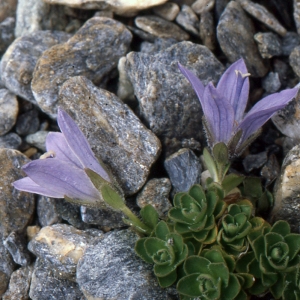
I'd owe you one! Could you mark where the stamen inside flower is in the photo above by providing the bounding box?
[40,150,56,159]
[235,70,251,78]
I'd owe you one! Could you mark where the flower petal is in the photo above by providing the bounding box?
[217,59,249,122]
[57,108,112,182]
[238,87,299,141]
[203,83,235,143]
[46,132,82,168]
[13,177,64,198]
[21,158,101,204]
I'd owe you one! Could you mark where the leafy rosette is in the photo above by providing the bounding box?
[135,221,188,287]
[236,220,300,298]
[217,200,253,256]
[177,246,254,300]
[282,268,300,300]
[168,184,226,244]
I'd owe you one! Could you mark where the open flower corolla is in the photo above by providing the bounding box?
[178,59,298,155]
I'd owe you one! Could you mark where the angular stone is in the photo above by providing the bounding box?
[0,89,18,136]
[42,0,168,16]
[140,37,178,53]
[28,224,100,281]
[0,242,15,297]
[254,32,282,59]
[271,145,300,232]
[0,133,22,149]
[2,265,33,300]
[135,15,189,41]
[125,41,224,154]
[242,151,268,173]
[76,229,174,299]
[289,45,300,77]
[37,196,62,227]
[200,11,216,51]
[15,109,40,136]
[217,1,268,77]
[261,153,280,185]
[136,178,172,218]
[58,76,161,195]
[262,72,281,93]
[282,32,300,56]
[164,148,202,193]
[29,259,84,300]
[237,0,287,36]
[175,5,199,36]
[15,0,69,37]
[0,149,34,238]
[31,17,132,117]
[0,0,17,23]
[25,131,48,152]
[0,30,70,104]
[191,0,215,14]
[0,17,15,56]
[153,2,180,21]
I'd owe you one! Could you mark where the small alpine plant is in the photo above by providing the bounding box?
[12,59,300,300]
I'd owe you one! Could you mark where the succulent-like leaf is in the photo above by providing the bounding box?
[140,204,159,230]
[135,238,153,263]
[156,270,177,288]
[221,173,245,195]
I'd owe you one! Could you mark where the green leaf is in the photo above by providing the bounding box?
[173,192,185,207]
[285,234,300,260]
[140,204,159,229]
[209,262,230,286]
[236,252,255,273]
[213,142,229,166]
[188,184,206,205]
[184,256,210,274]
[271,220,291,236]
[222,173,244,195]
[156,270,177,287]
[135,238,153,263]
[100,182,125,211]
[203,147,218,181]
[221,274,241,299]
[155,221,170,240]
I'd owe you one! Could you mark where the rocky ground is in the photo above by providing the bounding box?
[1,0,300,299]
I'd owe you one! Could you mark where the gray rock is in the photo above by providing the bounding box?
[254,32,282,59]
[261,153,280,185]
[136,178,172,218]
[127,25,157,42]
[31,17,132,117]
[140,37,178,53]
[289,45,300,78]
[242,151,268,173]
[217,1,268,77]
[29,259,84,300]
[0,17,15,55]
[199,11,216,51]
[0,89,18,136]
[28,224,100,281]
[237,0,287,36]
[0,0,17,23]
[0,133,22,149]
[135,15,190,41]
[215,0,230,19]
[37,196,62,227]
[273,58,292,88]
[0,242,15,297]
[25,130,48,151]
[191,0,215,14]
[76,229,175,299]
[2,265,33,300]
[0,30,70,104]
[0,149,35,238]
[282,31,300,56]
[271,145,300,232]
[164,148,202,193]
[294,0,300,35]
[15,0,69,37]
[125,41,224,154]
[3,231,31,266]
[175,5,199,36]
[15,109,40,136]
[262,72,281,93]
[58,76,161,195]
[153,2,180,21]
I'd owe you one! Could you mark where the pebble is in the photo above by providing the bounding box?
[25,131,48,152]
[282,31,300,56]
[261,153,280,185]
[2,265,33,300]
[140,37,178,53]
[76,229,173,299]
[191,0,215,14]
[0,149,35,238]
[135,15,190,41]
[58,76,161,195]
[127,25,157,42]
[289,45,300,77]
[0,17,14,55]
[254,32,282,59]
[136,178,172,218]
[152,2,180,21]
[0,0,17,23]
[262,72,281,93]
[15,109,40,136]
[125,41,224,155]
[271,145,300,232]
[37,196,62,227]
[217,1,268,77]
[31,17,132,117]
[0,30,70,104]
[164,148,202,193]
[237,0,287,37]
[0,89,18,136]
[215,0,230,19]
[175,5,199,36]
[28,224,100,281]
[0,243,15,297]
[242,151,268,173]
[199,10,216,51]
[294,0,300,35]
[0,133,22,149]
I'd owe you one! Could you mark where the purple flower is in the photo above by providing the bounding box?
[13,108,112,206]
[178,59,298,155]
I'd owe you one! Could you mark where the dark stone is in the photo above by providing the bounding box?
[15,109,40,136]
[175,4,199,36]
[282,32,300,56]
[262,72,281,93]
[200,11,216,51]
[0,242,15,297]
[0,133,22,149]
[140,37,178,53]
[242,151,268,173]
[37,196,62,227]
[0,17,15,55]
[254,32,282,59]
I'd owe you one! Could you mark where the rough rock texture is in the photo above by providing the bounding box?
[289,45,300,78]
[76,229,175,299]
[200,11,216,51]
[175,5,199,36]
[125,41,224,155]
[0,17,15,55]
[0,30,70,104]
[153,2,180,21]
[37,196,62,227]
[0,0,17,23]
[254,32,282,59]
[0,149,35,238]
[58,76,161,195]
[217,1,268,77]
[0,242,15,297]
[31,17,132,117]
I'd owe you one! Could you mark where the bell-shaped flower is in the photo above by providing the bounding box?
[178,59,299,156]
[13,108,113,207]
